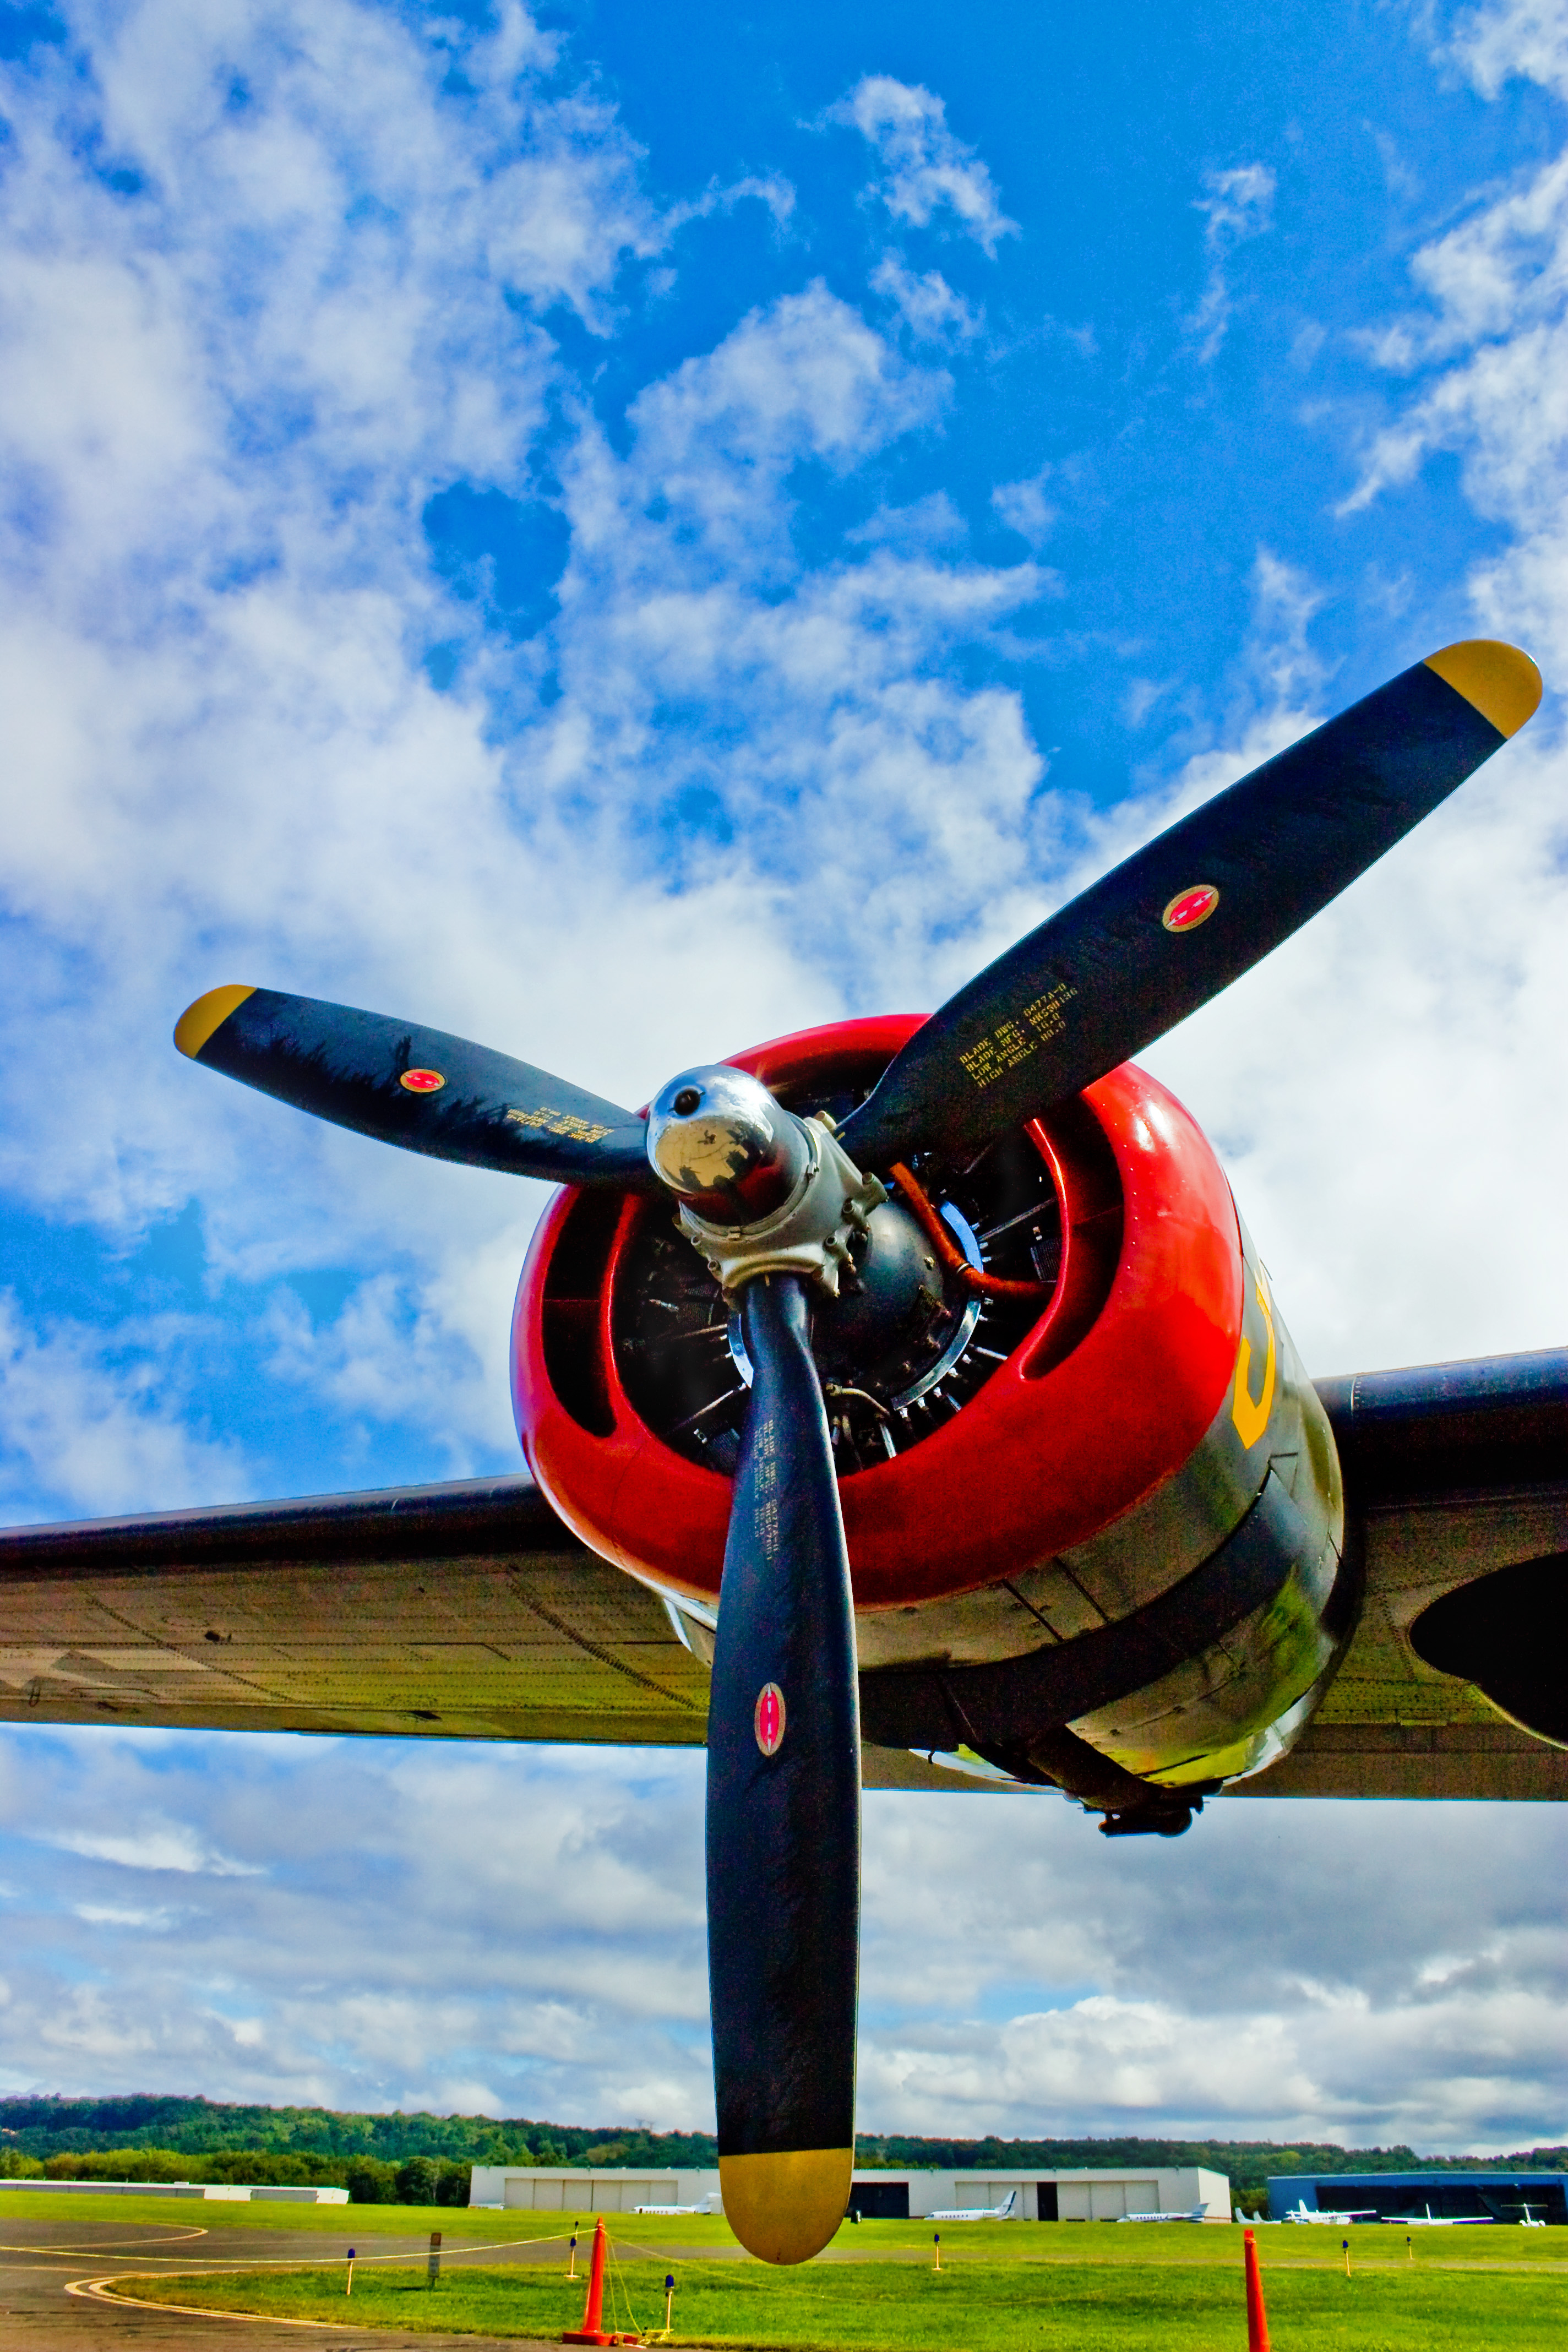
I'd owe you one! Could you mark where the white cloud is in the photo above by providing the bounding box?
[2,1732,1565,2147]
[1196,160,1277,247]
[847,491,968,549]
[835,76,1017,255]
[1239,546,1329,708]
[991,467,1057,549]
[1212,16,1568,1379]
[622,279,944,507]
[666,172,796,238]
[1447,0,1568,99]
[0,1731,713,2120]
[48,1820,264,1876]
[0,0,1066,1487]
[75,1903,180,1928]
[0,1294,249,1521]
[1189,162,1275,361]
[870,254,981,342]
[1344,3,1568,530]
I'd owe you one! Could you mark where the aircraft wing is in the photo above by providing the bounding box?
[1235,1347,1568,1800]
[2,1343,1563,1800]
[0,1477,714,1747]
[0,1474,966,1788]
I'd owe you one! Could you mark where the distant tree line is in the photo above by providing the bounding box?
[3,2099,1565,2209]
[0,2096,716,2176]
[0,2144,470,2204]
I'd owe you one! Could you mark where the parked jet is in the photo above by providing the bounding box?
[929,2191,1019,2220]
[1282,2199,1378,2225]
[1118,2204,1211,2223]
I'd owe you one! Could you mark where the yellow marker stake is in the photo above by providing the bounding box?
[568,2231,579,2279]
[345,2249,355,2297]
[1343,2237,1351,2277]
[1407,2234,1413,2263]
[665,2272,675,2334]
[933,2230,942,2272]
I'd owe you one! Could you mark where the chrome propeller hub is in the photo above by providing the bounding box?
[646,1063,810,1223]
[646,1063,887,1300]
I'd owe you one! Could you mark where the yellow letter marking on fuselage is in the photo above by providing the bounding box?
[1231,1266,1277,1451]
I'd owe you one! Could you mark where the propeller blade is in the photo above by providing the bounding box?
[838,640,1542,1169]
[706,1273,859,2266]
[173,986,653,1186]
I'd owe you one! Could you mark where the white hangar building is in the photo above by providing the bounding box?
[469,2163,1230,2222]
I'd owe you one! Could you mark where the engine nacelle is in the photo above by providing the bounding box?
[512,1016,1352,1822]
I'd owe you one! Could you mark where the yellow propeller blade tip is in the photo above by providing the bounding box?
[1425,640,1543,739]
[174,984,256,1059]
[718,2148,854,2265]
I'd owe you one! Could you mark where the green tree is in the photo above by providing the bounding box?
[435,2161,471,2207]
[395,2157,439,2206]
[345,2158,396,2204]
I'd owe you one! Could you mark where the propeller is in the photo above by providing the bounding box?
[705,1274,860,2266]
[836,640,1542,1170]
[173,635,1542,2266]
[173,986,652,1186]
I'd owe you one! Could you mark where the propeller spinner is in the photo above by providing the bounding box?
[175,637,1542,2263]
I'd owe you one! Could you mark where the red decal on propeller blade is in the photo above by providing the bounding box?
[754,1683,785,1756]
[400,1068,446,1093]
[1161,884,1219,934]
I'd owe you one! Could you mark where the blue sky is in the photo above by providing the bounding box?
[2,0,1568,2147]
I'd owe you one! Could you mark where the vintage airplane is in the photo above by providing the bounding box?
[1281,2199,1378,2225]
[3,639,1564,2269]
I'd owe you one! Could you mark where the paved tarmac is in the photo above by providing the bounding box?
[0,2214,578,2351]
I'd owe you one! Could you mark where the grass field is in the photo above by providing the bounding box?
[101,2212,1568,2351]
[0,2186,538,2237]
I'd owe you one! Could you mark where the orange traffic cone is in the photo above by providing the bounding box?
[1243,2228,1271,2352]
[563,2218,640,2347]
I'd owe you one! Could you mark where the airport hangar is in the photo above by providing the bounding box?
[470,2164,1231,2221]
[1270,2173,1568,2223]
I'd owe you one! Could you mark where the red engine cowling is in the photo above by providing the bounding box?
[512,1016,1246,1616]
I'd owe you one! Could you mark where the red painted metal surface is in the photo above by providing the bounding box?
[754,1683,785,1755]
[513,1016,1244,1614]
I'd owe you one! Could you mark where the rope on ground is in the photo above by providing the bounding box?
[89,2226,582,2281]
[606,2232,644,2338]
